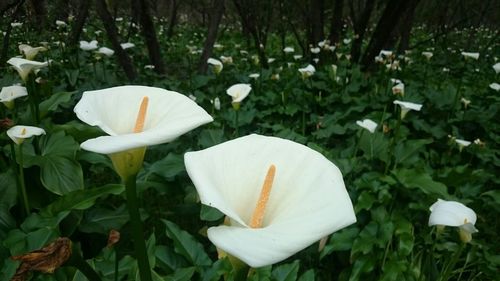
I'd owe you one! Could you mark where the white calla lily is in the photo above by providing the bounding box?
[298,64,316,79]
[7,57,49,82]
[80,40,98,51]
[97,47,114,57]
[207,58,223,74]
[429,199,478,243]
[392,83,405,96]
[184,134,356,268]
[18,44,47,60]
[489,82,500,91]
[356,119,377,133]
[283,47,295,53]
[120,42,135,50]
[461,52,479,60]
[393,100,422,119]
[422,51,433,60]
[7,125,46,145]
[0,85,28,109]
[493,63,500,74]
[226,83,252,107]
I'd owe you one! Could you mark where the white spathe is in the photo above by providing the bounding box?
[80,40,98,51]
[493,62,500,74]
[7,57,49,82]
[97,47,114,57]
[120,42,135,50]
[0,85,28,103]
[184,134,356,268]
[283,47,295,53]
[18,44,47,60]
[74,85,213,154]
[207,58,223,74]
[7,125,46,145]
[461,52,479,60]
[489,83,500,91]
[298,64,316,78]
[356,119,377,133]
[393,100,422,119]
[226,83,252,103]
[428,199,478,242]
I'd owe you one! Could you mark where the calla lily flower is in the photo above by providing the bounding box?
[207,58,223,74]
[392,83,405,96]
[18,44,47,60]
[379,50,393,57]
[429,199,478,243]
[220,56,233,64]
[310,47,320,54]
[0,85,28,109]
[74,85,213,179]
[298,64,316,79]
[422,51,433,60]
[393,100,422,119]
[97,47,114,57]
[283,47,294,53]
[461,52,479,60]
[184,134,356,268]
[489,83,500,91]
[55,20,67,27]
[455,139,471,152]
[80,40,98,51]
[7,125,46,145]
[248,73,260,79]
[7,57,49,82]
[11,22,23,28]
[493,63,500,74]
[120,42,135,50]
[226,84,251,110]
[356,119,377,133]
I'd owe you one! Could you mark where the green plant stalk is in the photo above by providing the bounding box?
[440,243,465,281]
[101,59,108,83]
[234,109,239,137]
[124,174,153,281]
[68,251,103,281]
[448,78,463,122]
[14,143,30,215]
[386,116,402,174]
[26,75,40,125]
[227,255,249,281]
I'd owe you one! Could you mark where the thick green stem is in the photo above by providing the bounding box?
[124,174,152,281]
[234,109,239,137]
[440,243,465,281]
[13,143,30,215]
[227,255,249,281]
[68,250,103,281]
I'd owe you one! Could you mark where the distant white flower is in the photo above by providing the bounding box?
[298,64,316,79]
[313,58,320,64]
[284,47,295,53]
[293,55,302,60]
[271,73,280,80]
[11,22,23,28]
[240,50,248,55]
[227,84,252,107]
[97,47,114,57]
[455,139,471,152]
[267,58,275,64]
[356,119,377,133]
[343,38,351,45]
[442,67,450,72]
[144,65,155,70]
[461,52,479,60]
[310,47,320,54]
[392,83,405,96]
[7,125,45,145]
[115,17,123,22]
[429,199,478,243]
[18,44,47,60]
[189,94,197,101]
[493,62,500,74]
[461,97,471,108]
[55,20,67,27]
[0,85,27,109]
[207,58,223,74]
[390,78,402,85]
[393,100,422,119]
[422,51,433,60]
[80,40,98,51]
[220,55,233,64]
[7,57,49,82]
[213,97,221,110]
[490,83,500,91]
[249,73,260,79]
[374,56,384,63]
[379,50,393,57]
[120,42,135,49]
[213,43,224,50]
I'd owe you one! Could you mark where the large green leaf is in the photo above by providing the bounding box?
[78,205,129,234]
[39,91,76,118]
[145,153,185,179]
[163,220,212,267]
[272,260,300,281]
[42,184,124,216]
[393,139,432,166]
[0,169,17,209]
[393,169,449,198]
[39,130,79,158]
[40,157,84,195]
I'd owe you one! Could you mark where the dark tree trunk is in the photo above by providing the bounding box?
[54,0,70,21]
[310,0,325,45]
[166,0,179,38]
[29,0,47,31]
[1,0,25,65]
[132,0,166,74]
[397,0,419,53]
[70,0,92,46]
[95,0,138,82]
[360,0,420,70]
[328,0,344,44]
[197,0,225,74]
[350,0,375,63]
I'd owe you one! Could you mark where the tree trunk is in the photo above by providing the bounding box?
[350,0,375,63]
[95,0,137,81]
[166,0,179,38]
[29,0,46,31]
[310,0,324,45]
[197,0,225,74]
[1,0,25,65]
[132,0,166,74]
[360,0,419,70]
[397,0,419,53]
[70,0,92,46]
[328,0,344,44]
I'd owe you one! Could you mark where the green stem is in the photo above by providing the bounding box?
[69,252,103,281]
[15,143,30,215]
[440,243,465,281]
[234,109,239,137]
[124,174,152,281]
[227,255,249,281]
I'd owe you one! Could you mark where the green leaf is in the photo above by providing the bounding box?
[78,205,129,234]
[164,267,196,281]
[146,153,185,179]
[39,131,79,158]
[163,220,212,266]
[393,139,432,166]
[348,257,375,281]
[393,169,449,198]
[320,227,359,259]
[155,245,189,271]
[355,191,376,212]
[42,184,124,216]
[200,204,224,221]
[0,169,17,209]
[40,157,84,195]
[198,129,225,148]
[297,269,315,281]
[39,91,76,118]
[272,260,300,281]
